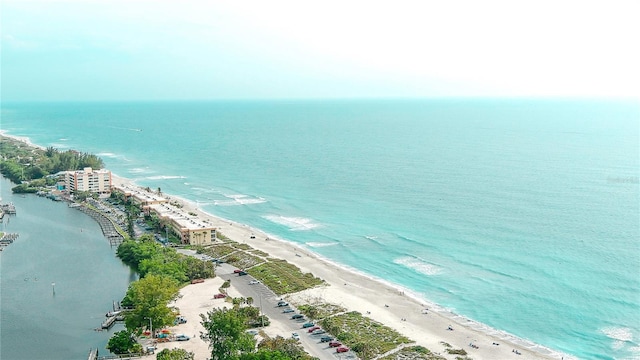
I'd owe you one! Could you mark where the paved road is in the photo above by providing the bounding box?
[216,263,357,360]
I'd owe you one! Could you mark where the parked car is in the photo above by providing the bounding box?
[329,341,342,347]
[320,336,334,342]
[302,322,315,328]
[291,332,300,341]
[336,346,350,353]
[248,280,260,285]
[291,314,304,320]
[312,329,326,335]
[307,326,320,333]
[175,334,190,341]
[214,293,226,299]
[277,301,289,307]
[282,308,295,313]
[238,271,248,276]
[233,269,243,274]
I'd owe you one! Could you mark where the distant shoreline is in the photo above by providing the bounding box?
[1,130,568,360]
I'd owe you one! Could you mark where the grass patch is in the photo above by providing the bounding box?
[297,303,345,320]
[379,346,446,360]
[201,244,236,259]
[224,253,263,270]
[446,348,467,356]
[215,232,230,241]
[232,243,252,251]
[248,260,324,295]
[249,249,269,258]
[321,311,412,359]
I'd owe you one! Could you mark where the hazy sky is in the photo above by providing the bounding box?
[2,0,639,101]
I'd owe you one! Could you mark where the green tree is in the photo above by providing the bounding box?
[45,146,57,157]
[257,336,310,359]
[106,330,142,354]
[124,274,180,332]
[156,348,195,360]
[201,307,256,360]
[239,350,292,360]
[139,256,188,283]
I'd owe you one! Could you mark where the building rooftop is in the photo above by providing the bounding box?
[115,185,168,204]
[148,203,214,231]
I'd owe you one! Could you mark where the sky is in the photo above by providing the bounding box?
[1,0,639,102]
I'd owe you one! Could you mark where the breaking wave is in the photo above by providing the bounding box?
[263,215,320,231]
[393,256,442,276]
[305,242,339,248]
[144,175,186,180]
[214,194,267,206]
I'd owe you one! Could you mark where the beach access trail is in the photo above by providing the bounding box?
[112,175,558,360]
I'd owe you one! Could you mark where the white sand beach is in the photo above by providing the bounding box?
[111,174,560,360]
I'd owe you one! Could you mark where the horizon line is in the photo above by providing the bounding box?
[2,95,638,105]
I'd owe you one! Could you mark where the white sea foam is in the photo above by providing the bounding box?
[128,167,150,174]
[393,256,442,276]
[191,187,215,193]
[601,327,634,342]
[263,215,320,231]
[97,152,118,158]
[58,138,68,141]
[305,241,339,248]
[214,194,267,206]
[144,175,186,180]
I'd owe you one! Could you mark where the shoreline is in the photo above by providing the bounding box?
[111,173,567,360]
[0,131,568,359]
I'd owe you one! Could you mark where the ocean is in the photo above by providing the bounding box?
[1,99,638,359]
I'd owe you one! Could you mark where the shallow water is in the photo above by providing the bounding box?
[1,98,638,359]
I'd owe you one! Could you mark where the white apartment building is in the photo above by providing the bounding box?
[65,167,112,197]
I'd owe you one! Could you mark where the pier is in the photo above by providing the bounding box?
[74,205,124,246]
[101,315,117,329]
[88,349,145,360]
[1,203,17,214]
[0,233,19,251]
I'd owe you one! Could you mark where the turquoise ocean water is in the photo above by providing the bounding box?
[1,99,638,359]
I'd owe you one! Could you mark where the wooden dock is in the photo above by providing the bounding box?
[74,205,124,246]
[1,203,16,214]
[87,348,99,360]
[0,233,19,251]
[101,315,117,329]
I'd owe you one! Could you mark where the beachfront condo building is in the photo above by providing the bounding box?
[115,185,168,209]
[111,184,215,245]
[64,167,112,197]
[147,203,216,246]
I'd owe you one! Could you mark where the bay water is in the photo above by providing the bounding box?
[0,176,134,359]
[1,99,638,359]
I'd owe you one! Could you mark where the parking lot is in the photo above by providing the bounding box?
[216,263,357,360]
